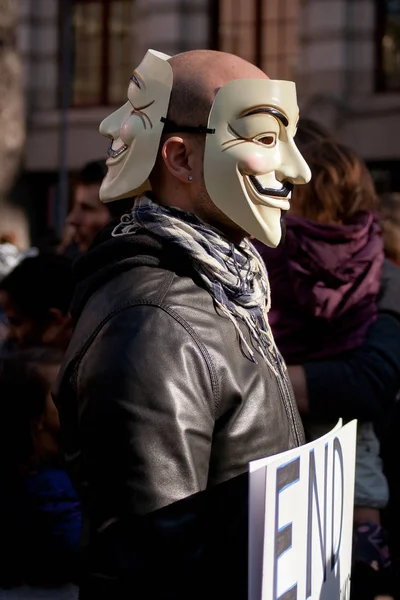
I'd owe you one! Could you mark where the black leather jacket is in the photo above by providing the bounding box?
[55,226,304,597]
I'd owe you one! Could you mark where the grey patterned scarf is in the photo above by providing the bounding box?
[112,195,283,371]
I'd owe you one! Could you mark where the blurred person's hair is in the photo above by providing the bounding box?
[35,228,61,254]
[292,118,378,223]
[75,159,107,187]
[294,117,335,146]
[0,253,73,322]
[379,192,400,263]
[74,159,134,219]
[0,203,30,251]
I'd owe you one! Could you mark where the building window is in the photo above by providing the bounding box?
[376,0,400,91]
[67,0,136,107]
[216,0,299,79]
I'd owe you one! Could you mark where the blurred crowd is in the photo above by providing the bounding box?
[0,120,400,599]
[0,160,133,592]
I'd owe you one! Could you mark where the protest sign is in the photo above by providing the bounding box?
[249,420,357,600]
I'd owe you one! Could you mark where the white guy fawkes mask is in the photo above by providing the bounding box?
[99,49,173,202]
[204,79,311,247]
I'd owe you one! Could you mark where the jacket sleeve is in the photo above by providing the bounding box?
[378,259,400,321]
[304,314,400,422]
[76,304,215,517]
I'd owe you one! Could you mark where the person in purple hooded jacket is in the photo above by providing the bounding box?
[255,119,400,597]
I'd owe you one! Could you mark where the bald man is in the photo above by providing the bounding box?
[56,50,311,599]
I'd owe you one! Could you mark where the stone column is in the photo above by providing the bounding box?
[296,0,400,161]
[0,0,25,201]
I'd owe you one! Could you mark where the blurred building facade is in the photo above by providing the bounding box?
[0,0,25,202]
[298,0,400,193]
[14,0,400,240]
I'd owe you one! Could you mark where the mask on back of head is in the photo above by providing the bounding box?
[99,49,173,203]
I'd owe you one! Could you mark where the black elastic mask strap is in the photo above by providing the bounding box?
[161,117,215,135]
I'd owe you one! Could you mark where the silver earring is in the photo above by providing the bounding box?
[188,175,193,181]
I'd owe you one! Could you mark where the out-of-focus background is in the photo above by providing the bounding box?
[4,0,400,247]
[0,3,399,599]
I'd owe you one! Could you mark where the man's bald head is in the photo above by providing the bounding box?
[150,51,270,241]
[166,50,268,129]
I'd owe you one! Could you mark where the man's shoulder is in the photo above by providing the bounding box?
[82,263,214,325]
[63,266,214,367]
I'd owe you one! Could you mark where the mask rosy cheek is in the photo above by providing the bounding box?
[238,151,270,175]
[120,114,143,145]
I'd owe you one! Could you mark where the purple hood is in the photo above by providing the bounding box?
[255,212,384,363]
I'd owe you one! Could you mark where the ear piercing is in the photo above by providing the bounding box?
[188,175,193,181]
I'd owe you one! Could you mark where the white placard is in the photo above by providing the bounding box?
[249,420,357,600]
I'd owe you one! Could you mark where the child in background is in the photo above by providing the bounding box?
[0,353,81,587]
[0,254,73,353]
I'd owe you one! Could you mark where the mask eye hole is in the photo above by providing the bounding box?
[256,135,276,147]
[130,73,141,89]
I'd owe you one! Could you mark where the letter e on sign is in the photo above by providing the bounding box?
[273,457,300,600]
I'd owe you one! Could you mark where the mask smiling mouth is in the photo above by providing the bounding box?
[249,176,293,198]
[107,140,129,160]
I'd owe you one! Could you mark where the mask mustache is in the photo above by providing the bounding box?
[107,140,128,159]
[249,177,293,198]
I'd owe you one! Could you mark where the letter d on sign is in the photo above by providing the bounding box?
[306,445,328,598]
[273,457,300,600]
[331,437,344,572]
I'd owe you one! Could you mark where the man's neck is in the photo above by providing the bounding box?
[150,191,247,246]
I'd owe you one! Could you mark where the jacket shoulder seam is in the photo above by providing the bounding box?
[161,305,220,415]
[71,300,220,415]
[154,270,175,304]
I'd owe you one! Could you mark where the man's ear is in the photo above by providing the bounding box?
[161,136,195,183]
